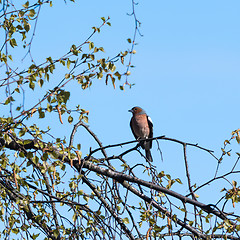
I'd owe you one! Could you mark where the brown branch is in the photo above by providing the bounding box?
[80,121,108,158]
[120,180,207,239]
[0,136,232,221]
[183,143,197,201]
[81,175,135,240]
[186,170,240,197]
[0,179,59,240]
[0,166,114,239]
[78,160,230,221]
[41,167,61,236]
[138,232,240,240]
[88,135,166,157]
[161,136,216,155]
[0,134,215,160]
[1,135,239,238]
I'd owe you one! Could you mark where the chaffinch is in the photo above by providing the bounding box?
[129,106,153,162]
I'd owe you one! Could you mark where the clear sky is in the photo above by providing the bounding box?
[2,0,240,230]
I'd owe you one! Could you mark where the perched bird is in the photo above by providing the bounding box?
[129,106,153,162]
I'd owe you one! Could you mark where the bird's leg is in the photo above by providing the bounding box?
[136,137,142,148]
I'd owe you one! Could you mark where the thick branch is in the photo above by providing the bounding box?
[78,159,228,221]
[0,136,231,220]
[1,135,238,238]
[0,179,58,240]
[81,175,135,240]
[121,180,207,239]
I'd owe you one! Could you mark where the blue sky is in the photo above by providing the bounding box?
[1,0,240,229]
[21,0,240,186]
[26,0,240,203]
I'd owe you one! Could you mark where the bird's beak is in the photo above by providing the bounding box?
[128,109,133,113]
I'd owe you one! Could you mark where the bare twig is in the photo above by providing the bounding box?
[183,143,197,201]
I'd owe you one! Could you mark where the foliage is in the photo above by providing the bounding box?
[0,1,240,240]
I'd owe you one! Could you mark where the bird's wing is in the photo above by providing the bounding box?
[147,116,153,148]
[130,117,138,140]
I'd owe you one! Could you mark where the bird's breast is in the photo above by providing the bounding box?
[132,115,150,138]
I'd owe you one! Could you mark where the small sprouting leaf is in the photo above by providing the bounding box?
[4,96,15,105]
[38,108,45,119]
[83,116,88,123]
[38,79,44,87]
[29,81,35,90]
[68,115,73,124]
[23,1,29,8]
[32,233,40,240]
[67,59,71,69]
[89,41,94,50]
[236,132,240,144]
[176,178,182,184]
[11,228,19,234]
[65,73,70,79]
[122,217,129,224]
[24,22,31,32]
[72,213,77,222]
[19,129,26,137]
[121,56,124,64]
[29,9,36,18]
[9,38,17,48]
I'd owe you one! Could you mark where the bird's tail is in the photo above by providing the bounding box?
[145,149,153,162]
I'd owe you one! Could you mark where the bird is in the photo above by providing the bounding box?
[129,106,153,162]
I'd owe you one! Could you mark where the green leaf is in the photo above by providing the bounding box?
[24,22,31,32]
[67,59,71,69]
[65,73,70,79]
[29,81,35,90]
[68,115,73,124]
[83,195,89,202]
[32,233,40,240]
[12,228,19,234]
[4,96,15,105]
[176,178,182,184]
[9,38,17,48]
[38,108,45,119]
[23,1,29,8]
[89,41,94,50]
[83,116,88,123]
[38,79,44,87]
[29,9,36,18]
[122,217,129,224]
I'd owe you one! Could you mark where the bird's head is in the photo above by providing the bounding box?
[128,106,146,115]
